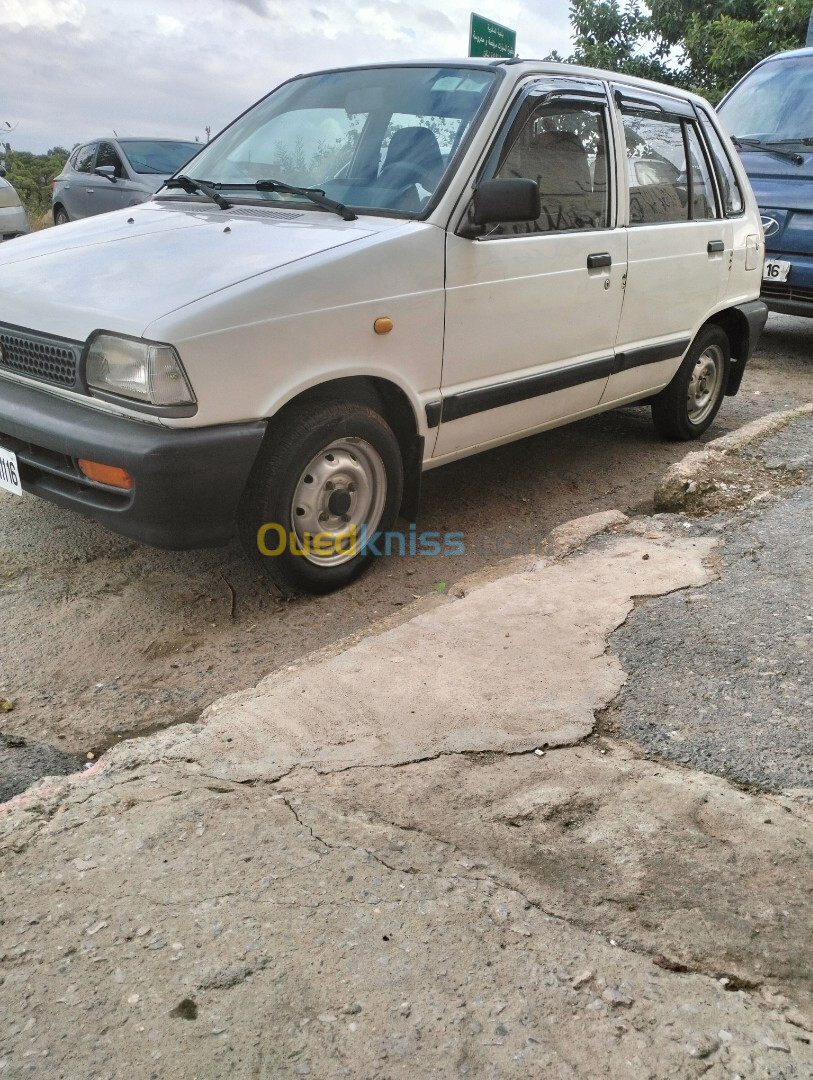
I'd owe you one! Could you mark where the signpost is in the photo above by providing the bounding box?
[468,12,516,58]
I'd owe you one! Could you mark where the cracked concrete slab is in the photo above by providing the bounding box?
[288,748,813,1014]
[3,762,813,1079]
[111,527,715,785]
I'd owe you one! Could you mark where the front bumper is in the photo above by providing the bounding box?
[0,378,266,548]
[761,244,813,317]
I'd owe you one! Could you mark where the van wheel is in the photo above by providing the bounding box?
[238,400,403,595]
[651,325,730,440]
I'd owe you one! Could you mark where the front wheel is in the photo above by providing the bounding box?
[651,325,730,440]
[238,399,403,595]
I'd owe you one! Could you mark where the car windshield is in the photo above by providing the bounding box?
[718,55,813,144]
[119,140,200,175]
[167,65,496,217]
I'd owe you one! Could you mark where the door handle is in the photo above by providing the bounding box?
[85,188,95,194]
[707,240,724,253]
[587,252,612,269]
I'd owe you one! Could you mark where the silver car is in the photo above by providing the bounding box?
[0,167,31,241]
[52,137,200,224]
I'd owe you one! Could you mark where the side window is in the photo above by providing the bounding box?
[74,144,97,174]
[621,111,688,224]
[621,110,719,224]
[684,124,716,220]
[490,99,610,235]
[96,142,125,177]
[698,112,745,216]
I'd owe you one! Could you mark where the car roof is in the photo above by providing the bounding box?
[80,137,198,144]
[286,57,713,108]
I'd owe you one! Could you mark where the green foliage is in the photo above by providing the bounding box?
[558,0,811,99]
[1,147,70,221]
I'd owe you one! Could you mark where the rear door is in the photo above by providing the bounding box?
[437,78,626,458]
[602,87,732,405]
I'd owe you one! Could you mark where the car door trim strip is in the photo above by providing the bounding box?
[440,354,616,423]
[436,337,692,425]
[613,337,690,373]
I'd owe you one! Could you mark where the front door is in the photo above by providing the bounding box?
[436,79,627,459]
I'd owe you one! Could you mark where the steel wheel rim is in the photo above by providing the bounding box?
[290,437,387,567]
[686,344,725,424]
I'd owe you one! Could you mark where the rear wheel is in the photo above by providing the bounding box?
[651,325,730,440]
[238,399,403,595]
[53,206,70,225]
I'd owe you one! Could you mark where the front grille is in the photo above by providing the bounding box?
[761,280,813,305]
[0,326,80,387]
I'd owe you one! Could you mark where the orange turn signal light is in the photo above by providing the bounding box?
[77,458,133,490]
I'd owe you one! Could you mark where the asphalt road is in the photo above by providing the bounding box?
[612,414,813,793]
[0,313,811,792]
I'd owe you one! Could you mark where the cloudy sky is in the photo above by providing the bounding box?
[2,0,576,154]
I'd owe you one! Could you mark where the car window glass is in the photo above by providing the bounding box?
[96,142,125,177]
[490,99,610,235]
[698,112,744,216]
[118,141,199,175]
[181,66,495,217]
[75,144,97,174]
[684,123,716,219]
[621,110,690,224]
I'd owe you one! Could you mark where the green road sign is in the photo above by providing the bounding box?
[469,12,516,58]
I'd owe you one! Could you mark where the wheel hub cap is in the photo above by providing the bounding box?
[290,437,387,566]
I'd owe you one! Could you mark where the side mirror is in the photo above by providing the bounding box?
[471,178,541,226]
[94,165,118,183]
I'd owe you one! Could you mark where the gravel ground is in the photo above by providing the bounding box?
[611,415,813,793]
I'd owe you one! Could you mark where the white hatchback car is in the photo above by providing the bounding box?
[0,60,767,594]
[0,168,30,241]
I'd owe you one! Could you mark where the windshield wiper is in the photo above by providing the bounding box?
[253,179,357,221]
[162,175,233,210]
[730,137,803,166]
[765,136,813,148]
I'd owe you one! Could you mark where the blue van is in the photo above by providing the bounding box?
[718,48,813,317]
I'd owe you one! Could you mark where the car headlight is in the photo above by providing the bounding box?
[85,334,195,408]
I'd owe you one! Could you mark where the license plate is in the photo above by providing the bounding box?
[0,445,22,496]
[763,258,791,282]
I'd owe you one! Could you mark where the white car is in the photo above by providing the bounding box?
[0,168,30,241]
[0,60,767,594]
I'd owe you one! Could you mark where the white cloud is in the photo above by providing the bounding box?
[0,0,85,28]
[3,0,575,154]
[155,15,184,36]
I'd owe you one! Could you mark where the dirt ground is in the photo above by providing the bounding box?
[1,313,811,760]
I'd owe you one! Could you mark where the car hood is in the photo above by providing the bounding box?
[0,201,402,340]
[736,150,813,212]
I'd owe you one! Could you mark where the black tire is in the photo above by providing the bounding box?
[238,399,403,595]
[651,325,730,440]
[53,206,70,225]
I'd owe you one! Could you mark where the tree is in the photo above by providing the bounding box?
[0,147,71,221]
[556,0,811,100]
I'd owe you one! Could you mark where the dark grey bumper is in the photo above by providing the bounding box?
[0,378,266,548]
